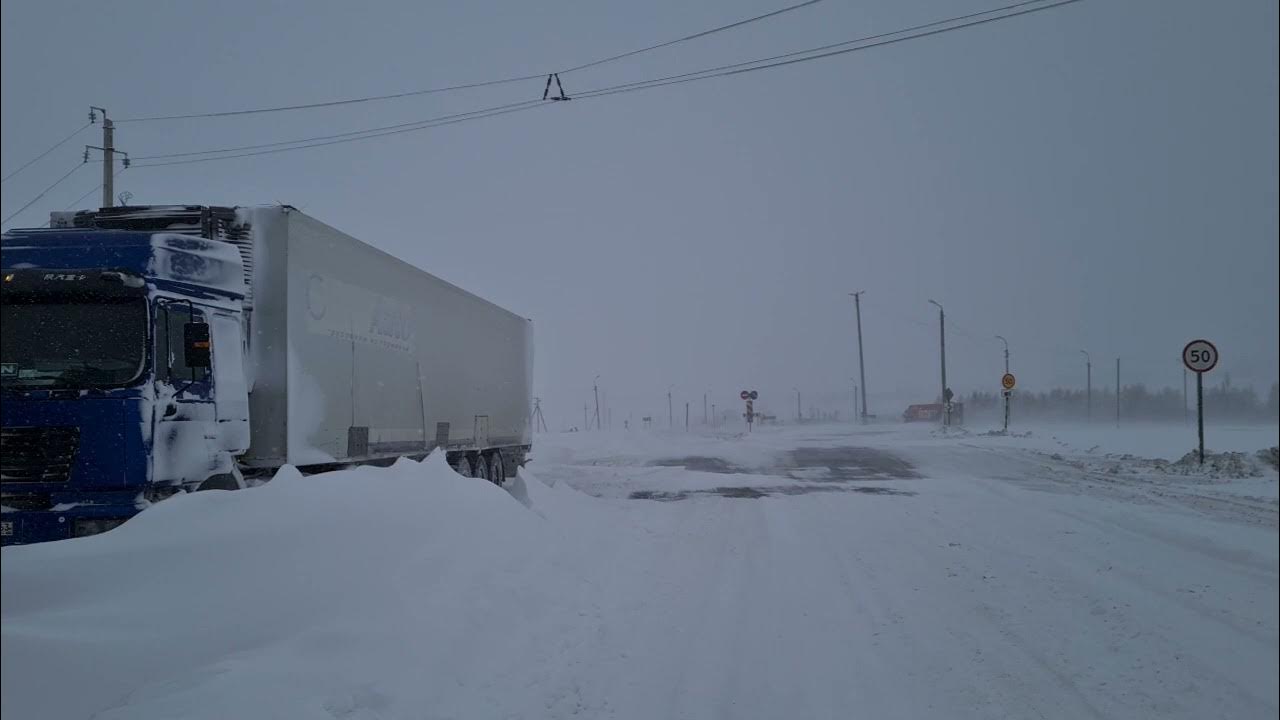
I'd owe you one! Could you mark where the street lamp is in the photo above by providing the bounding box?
[928,300,948,426]
[1080,349,1092,420]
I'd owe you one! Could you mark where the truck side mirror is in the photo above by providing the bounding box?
[183,322,212,368]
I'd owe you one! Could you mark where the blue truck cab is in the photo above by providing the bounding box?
[2,211,251,545]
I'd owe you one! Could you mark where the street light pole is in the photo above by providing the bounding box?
[928,300,948,426]
[793,387,801,423]
[848,291,868,423]
[703,392,708,425]
[1081,350,1092,421]
[667,385,674,428]
[995,335,1009,374]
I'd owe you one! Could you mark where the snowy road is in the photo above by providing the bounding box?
[3,423,1277,719]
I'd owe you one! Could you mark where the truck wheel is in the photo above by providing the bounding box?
[472,453,490,482]
[488,451,506,486]
[197,472,241,491]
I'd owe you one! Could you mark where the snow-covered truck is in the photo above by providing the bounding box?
[1,205,532,545]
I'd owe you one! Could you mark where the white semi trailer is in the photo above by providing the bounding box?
[7,204,530,527]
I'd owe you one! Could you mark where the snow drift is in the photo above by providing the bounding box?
[1,452,579,720]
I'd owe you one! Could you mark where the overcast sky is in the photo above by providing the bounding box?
[3,0,1276,426]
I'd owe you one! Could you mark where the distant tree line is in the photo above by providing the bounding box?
[964,377,1280,422]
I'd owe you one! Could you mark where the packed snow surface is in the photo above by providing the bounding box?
[3,421,1277,719]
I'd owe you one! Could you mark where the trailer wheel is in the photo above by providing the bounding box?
[488,451,506,486]
[472,453,490,482]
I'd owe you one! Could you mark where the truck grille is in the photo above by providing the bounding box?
[0,427,79,483]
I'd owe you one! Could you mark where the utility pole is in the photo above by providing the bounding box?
[928,300,948,426]
[1115,357,1121,427]
[685,402,689,431]
[996,335,1010,432]
[849,291,868,422]
[667,385,674,428]
[593,375,601,431]
[1183,367,1189,425]
[1081,350,1092,421]
[711,403,716,427]
[793,387,801,423]
[531,397,548,433]
[87,107,128,209]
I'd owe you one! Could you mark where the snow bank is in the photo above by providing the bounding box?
[0,452,570,720]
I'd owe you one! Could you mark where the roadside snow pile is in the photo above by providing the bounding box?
[1075,448,1277,481]
[976,430,1033,438]
[1258,446,1280,470]
[0,451,590,720]
[1165,449,1269,479]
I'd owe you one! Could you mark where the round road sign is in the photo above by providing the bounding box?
[1001,373,1016,390]
[749,390,759,400]
[740,390,750,400]
[1182,339,1219,373]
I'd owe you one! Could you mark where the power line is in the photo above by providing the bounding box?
[116,0,829,123]
[558,0,825,74]
[129,101,555,168]
[131,99,547,161]
[33,181,110,227]
[126,0,1081,170]
[118,74,546,123]
[572,0,1081,101]
[2,162,86,229]
[1,122,91,184]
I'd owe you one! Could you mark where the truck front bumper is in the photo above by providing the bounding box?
[1,493,142,546]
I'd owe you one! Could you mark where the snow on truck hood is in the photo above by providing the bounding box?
[1,230,245,298]
[147,233,245,297]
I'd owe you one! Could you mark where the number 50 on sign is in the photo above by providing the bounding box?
[1182,339,1218,373]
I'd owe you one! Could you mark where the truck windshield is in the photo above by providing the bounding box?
[0,298,148,389]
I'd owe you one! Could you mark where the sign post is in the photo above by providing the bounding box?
[1000,373,1016,432]
[1181,339,1219,465]
[741,390,758,431]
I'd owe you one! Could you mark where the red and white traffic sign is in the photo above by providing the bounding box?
[1182,339,1219,373]
[740,390,751,400]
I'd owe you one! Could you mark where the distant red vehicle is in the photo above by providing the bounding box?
[902,403,965,424]
[903,404,943,422]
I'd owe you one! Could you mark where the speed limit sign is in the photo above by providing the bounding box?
[1183,339,1219,467]
[1182,339,1219,373]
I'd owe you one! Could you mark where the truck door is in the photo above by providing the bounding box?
[153,303,218,485]
[209,312,250,455]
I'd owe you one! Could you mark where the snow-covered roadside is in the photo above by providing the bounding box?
[3,424,1277,719]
